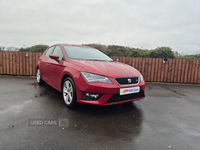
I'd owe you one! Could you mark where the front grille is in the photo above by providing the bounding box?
[106,90,144,104]
[115,77,139,85]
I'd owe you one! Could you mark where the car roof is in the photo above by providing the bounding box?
[51,43,92,49]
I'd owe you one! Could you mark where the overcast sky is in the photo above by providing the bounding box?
[0,0,200,54]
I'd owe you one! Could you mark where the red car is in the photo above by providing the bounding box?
[37,44,145,107]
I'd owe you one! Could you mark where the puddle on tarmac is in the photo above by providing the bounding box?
[170,89,186,96]
[0,100,32,115]
[29,82,38,89]
[28,81,144,142]
[34,91,49,98]
[66,103,143,141]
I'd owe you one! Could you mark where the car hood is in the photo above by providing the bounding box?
[70,60,141,78]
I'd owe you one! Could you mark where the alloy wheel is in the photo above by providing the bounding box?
[63,80,74,105]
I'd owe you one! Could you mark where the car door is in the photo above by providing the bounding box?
[48,46,65,89]
[40,46,55,82]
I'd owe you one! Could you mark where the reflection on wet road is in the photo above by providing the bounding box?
[0,76,200,150]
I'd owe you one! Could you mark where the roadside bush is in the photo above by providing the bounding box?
[149,47,175,58]
[19,44,49,52]
[182,54,200,60]
[3,43,200,59]
[85,44,175,58]
[127,49,140,57]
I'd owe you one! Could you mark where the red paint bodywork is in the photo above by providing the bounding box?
[37,44,145,105]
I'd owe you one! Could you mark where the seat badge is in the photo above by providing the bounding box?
[128,78,132,83]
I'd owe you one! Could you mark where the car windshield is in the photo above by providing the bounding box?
[64,46,113,61]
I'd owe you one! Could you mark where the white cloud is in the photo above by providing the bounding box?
[0,0,200,54]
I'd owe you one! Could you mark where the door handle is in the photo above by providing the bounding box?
[46,64,49,66]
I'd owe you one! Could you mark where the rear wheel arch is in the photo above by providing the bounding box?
[36,66,41,73]
[36,67,45,85]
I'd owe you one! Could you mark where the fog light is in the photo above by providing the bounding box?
[86,93,99,98]
[82,92,103,101]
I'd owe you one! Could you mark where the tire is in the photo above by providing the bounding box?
[62,77,77,108]
[37,68,45,85]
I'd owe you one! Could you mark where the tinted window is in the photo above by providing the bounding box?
[45,46,55,57]
[52,46,65,61]
[64,46,113,61]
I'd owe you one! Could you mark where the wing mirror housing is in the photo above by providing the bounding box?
[49,54,60,62]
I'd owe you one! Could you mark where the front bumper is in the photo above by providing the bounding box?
[74,72,145,105]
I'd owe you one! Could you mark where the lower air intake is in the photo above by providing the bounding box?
[106,90,144,104]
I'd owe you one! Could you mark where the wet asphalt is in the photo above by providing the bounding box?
[0,76,200,150]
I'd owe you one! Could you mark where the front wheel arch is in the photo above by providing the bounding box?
[61,74,73,91]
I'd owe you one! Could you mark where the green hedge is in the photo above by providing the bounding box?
[84,44,175,59]
[16,44,200,60]
[19,45,49,52]
[181,54,200,60]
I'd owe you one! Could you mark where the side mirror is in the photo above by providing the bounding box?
[49,54,60,62]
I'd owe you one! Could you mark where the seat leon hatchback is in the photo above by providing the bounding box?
[37,44,145,107]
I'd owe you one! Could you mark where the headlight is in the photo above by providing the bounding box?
[140,74,144,82]
[81,72,113,84]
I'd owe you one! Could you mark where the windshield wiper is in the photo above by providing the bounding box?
[85,59,113,61]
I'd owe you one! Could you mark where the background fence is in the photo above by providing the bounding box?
[0,51,200,84]
[0,51,42,76]
[111,56,200,84]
